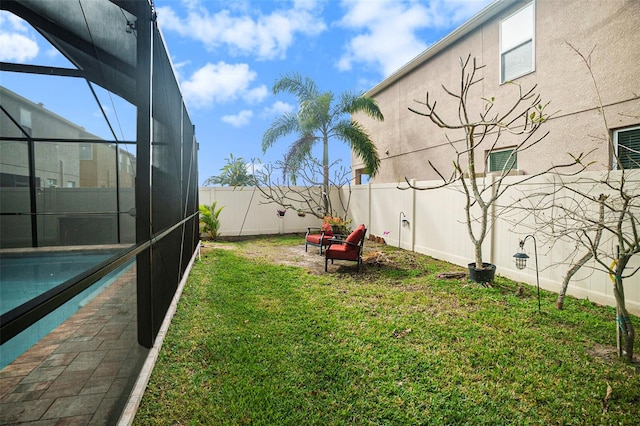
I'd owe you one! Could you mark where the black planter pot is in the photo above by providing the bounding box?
[468,262,496,283]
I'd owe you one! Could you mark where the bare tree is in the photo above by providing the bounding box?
[399,55,588,277]
[519,44,639,361]
[252,156,352,220]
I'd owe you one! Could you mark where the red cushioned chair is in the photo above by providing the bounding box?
[305,222,334,254]
[325,224,367,272]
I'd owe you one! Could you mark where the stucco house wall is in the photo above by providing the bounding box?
[353,0,640,184]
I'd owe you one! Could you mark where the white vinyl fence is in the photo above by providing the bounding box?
[199,171,640,315]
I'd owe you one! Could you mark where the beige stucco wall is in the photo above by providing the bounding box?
[353,0,640,184]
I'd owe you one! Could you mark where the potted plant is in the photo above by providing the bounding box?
[323,215,351,235]
[399,55,587,283]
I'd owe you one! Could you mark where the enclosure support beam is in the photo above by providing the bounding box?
[135,1,154,349]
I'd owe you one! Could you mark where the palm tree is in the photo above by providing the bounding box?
[203,153,254,187]
[199,201,224,240]
[262,73,383,214]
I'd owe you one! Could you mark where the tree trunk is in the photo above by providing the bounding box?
[558,201,605,309]
[474,243,483,270]
[322,135,330,215]
[465,126,487,270]
[557,252,592,309]
[613,256,634,361]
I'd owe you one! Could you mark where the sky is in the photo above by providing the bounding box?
[0,0,493,185]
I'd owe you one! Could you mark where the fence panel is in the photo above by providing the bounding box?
[200,186,323,237]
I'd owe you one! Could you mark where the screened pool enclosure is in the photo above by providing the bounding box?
[1,0,199,368]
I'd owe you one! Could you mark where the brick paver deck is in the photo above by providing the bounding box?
[0,265,147,425]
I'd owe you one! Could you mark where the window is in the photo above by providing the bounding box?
[500,2,534,83]
[355,168,370,185]
[79,143,93,160]
[488,148,517,173]
[19,107,32,135]
[47,178,57,188]
[614,126,640,169]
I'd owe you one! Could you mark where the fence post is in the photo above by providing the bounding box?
[488,173,497,265]
[366,181,372,230]
[411,179,416,252]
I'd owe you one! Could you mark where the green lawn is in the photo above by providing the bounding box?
[134,235,639,425]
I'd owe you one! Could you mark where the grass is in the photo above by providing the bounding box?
[134,235,639,425]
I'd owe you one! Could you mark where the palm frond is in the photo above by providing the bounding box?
[338,91,384,121]
[283,134,317,181]
[273,72,319,103]
[262,113,300,153]
[335,120,381,177]
[299,92,333,133]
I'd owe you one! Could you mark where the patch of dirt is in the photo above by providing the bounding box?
[260,242,393,275]
[587,343,640,367]
[277,246,327,274]
[588,344,623,363]
[201,237,396,275]
[200,242,235,255]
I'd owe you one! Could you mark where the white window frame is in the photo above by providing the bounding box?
[500,1,535,83]
[487,147,517,173]
[613,125,640,170]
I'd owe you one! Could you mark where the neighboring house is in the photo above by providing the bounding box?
[1,86,137,247]
[352,0,640,184]
[1,86,88,189]
[0,86,136,190]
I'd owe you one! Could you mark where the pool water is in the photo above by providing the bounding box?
[1,251,119,315]
[0,250,133,369]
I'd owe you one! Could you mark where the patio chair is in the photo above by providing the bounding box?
[305,222,334,254]
[325,224,367,272]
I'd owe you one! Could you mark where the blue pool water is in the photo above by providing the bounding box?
[1,251,119,315]
[0,250,133,369]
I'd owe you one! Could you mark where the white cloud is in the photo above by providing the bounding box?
[244,85,268,104]
[337,0,492,76]
[263,100,294,117]
[44,47,63,59]
[0,33,38,62]
[293,0,320,10]
[221,110,253,127]
[181,61,262,109]
[168,58,191,83]
[0,12,39,62]
[0,12,30,32]
[156,3,326,60]
[93,104,112,119]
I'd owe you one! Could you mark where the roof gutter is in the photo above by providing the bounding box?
[365,0,517,97]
